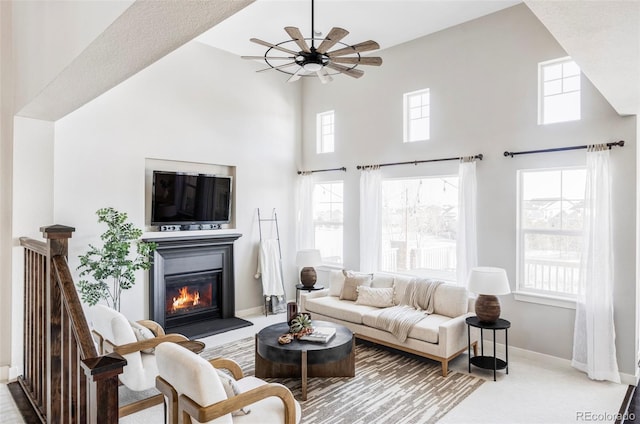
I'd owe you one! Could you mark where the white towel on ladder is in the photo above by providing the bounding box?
[255,239,284,296]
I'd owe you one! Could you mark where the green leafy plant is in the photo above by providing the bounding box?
[77,207,156,311]
[289,314,313,337]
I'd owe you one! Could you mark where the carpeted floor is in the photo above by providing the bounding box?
[201,337,484,424]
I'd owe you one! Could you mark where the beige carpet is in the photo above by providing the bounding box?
[202,337,484,424]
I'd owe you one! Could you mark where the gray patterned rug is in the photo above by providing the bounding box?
[202,337,484,424]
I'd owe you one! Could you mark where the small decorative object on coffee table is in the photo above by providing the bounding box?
[256,320,355,401]
[466,315,510,381]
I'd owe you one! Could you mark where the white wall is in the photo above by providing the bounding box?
[300,4,637,375]
[54,41,301,320]
[10,117,55,378]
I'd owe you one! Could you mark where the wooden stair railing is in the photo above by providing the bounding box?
[16,225,126,423]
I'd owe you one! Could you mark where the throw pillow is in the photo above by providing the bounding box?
[356,286,394,308]
[328,270,346,297]
[129,321,156,354]
[216,370,251,416]
[339,270,372,301]
[370,273,395,288]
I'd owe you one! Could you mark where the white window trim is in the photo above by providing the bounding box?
[403,88,430,143]
[515,166,585,308]
[537,56,580,125]
[316,110,335,154]
[514,291,576,310]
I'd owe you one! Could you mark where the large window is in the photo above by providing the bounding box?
[517,168,586,299]
[381,176,458,280]
[316,110,335,153]
[313,181,343,264]
[403,89,430,143]
[539,57,581,125]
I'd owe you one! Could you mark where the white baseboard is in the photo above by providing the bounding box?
[0,365,20,383]
[236,299,296,318]
[484,340,635,385]
[236,306,264,318]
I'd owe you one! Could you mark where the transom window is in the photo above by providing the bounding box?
[316,110,335,153]
[517,168,586,298]
[313,181,343,264]
[538,57,581,125]
[403,89,430,143]
[381,176,458,280]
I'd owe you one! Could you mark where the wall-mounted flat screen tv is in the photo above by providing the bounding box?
[151,171,232,225]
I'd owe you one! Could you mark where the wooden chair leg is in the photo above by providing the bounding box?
[441,360,448,377]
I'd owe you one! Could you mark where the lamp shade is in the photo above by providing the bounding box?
[295,249,321,267]
[467,267,511,295]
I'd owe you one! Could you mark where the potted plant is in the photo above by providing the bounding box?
[77,207,156,311]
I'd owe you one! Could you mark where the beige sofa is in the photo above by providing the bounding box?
[300,271,478,376]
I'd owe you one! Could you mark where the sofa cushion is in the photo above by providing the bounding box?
[328,270,346,297]
[362,309,450,344]
[356,286,394,308]
[340,271,372,301]
[392,275,415,305]
[305,296,380,324]
[371,273,395,288]
[433,285,469,318]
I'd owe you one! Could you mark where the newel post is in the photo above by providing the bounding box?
[40,225,75,421]
[80,354,126,424]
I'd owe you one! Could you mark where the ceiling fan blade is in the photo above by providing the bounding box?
[316,68,333,84]
[327,40,381,57]
[331,56,383,66]
[256,62,297,73]
[326,63,365,79]
[316,27,349,54]
[285,26,311,53]
[241,56,294,61]
[287,67,305,83]
[250,38,299,56]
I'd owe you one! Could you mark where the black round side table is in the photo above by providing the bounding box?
[466,316,510,381]
[295,284,325,306]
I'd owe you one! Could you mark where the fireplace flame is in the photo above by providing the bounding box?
[172,286,200,312]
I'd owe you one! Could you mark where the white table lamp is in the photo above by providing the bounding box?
[467,267,511,324]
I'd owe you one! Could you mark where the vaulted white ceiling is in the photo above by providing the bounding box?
[197,0,521,57]
[17,0,639,121]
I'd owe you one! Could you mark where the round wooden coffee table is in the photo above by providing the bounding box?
[255,320,355,401]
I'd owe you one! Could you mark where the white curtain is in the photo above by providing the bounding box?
[572,145,620,383]
[296,172,316,251]
[457,158,478,286]
[359,167,381,273]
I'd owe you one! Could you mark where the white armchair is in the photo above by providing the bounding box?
[155,342,301,424]
[90,304,190,417]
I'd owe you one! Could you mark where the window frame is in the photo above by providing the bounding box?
[514,166,586,309]
[312,180,344,265]
[316,110,335,154]
[538,57,581,125]
[403,89,430,143]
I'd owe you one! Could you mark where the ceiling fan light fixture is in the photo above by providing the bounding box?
[303,62,323,72]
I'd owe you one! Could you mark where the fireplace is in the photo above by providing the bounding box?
[146,233,252,338]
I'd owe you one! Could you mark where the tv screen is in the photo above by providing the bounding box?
[151,171,232,225]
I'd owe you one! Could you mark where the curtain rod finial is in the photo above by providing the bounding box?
[504,151,513,158]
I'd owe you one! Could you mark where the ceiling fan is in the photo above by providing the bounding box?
[242,0,383,83]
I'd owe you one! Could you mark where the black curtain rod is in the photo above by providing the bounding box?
[297,167,347,175]
[357,154,483,170]
[504,140,624,158]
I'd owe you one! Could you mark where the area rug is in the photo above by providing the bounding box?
[201,337,484,424]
